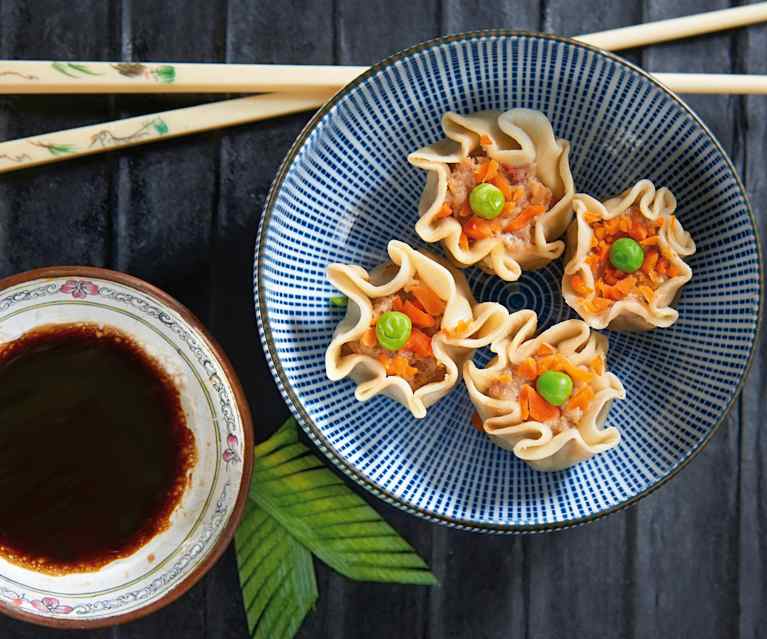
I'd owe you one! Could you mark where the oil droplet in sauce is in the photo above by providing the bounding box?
[0,323,196,574]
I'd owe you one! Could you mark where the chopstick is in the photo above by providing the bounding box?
[0,92,334,174]
[1,4,766,94]
[1,72,762,174]
[3,3,766,175]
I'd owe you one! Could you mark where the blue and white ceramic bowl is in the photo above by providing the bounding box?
[255,32,763,532]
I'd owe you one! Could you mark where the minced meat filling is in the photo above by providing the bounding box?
[438,140,554,250]
[341,279,447,391]
[570,206,681,314]
[485,342,603,433]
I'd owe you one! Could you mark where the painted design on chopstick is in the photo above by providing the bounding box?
[112,63,176,84]
[29,141,77,156]
[0,70,38,81]
[89,117,170,148]
[51,62,104,78]
[0,152,32,164]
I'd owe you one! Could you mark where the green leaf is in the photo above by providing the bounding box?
[51,62,78,78]
[329,295,348,307]
[251,419,437,585]
[66,63,103,76]
[235,501,317,639]
[152,65,176,84]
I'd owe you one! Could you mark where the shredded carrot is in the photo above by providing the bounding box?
[385,355,418,380]
[656,216,665,228]
[459,233,469,251]
[519,388,530,421]
[404,327,433,357]
[553,355,594,383]
[640,236,659,247]
[522,384,560,422]
[566,385,595,413]
[603,275,636,300]
[506,204,546,232]
[641,249,659,275]
[392,296,404,312]
[410,285,446,316]
[583,211,601,224]
[656,258,668,276]
[463,216,497,240]
[536,342,556,357]
[483,159,499,182]
[471,411,484,431]
[628,221,648,241]
[435,203,453,220]
[361,328,378,348]
[570,273,593,296]
[502,201,517,216]
[536,354,558,374]
[619,217,631,233]
[402,300,435,328]
[583,297,612,313]
[490,172,513,200]
[638,285,655,304]
[473,160,489,183]
[667,264,680,277]
[443,319,470,339]
[479,134,493,146]
[589,355,605,376]
[515,357,538,381]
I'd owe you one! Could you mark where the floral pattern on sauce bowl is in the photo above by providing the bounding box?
[255,32,762,532]
[0,270,252,627]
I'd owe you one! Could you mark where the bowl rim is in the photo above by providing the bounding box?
[0,266,255,629]
[254,29,765,534]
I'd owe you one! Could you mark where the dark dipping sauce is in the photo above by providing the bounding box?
[0,323,196,575]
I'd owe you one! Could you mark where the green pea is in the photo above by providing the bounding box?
[609,237,645,273]
[329,295,348,307]
[376,311,412,351]
[469,183,505,219]
[536,371,573,407]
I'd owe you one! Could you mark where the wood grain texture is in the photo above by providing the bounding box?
[631,3,742,639]
[0,1,763,638]
[735,5,767,639]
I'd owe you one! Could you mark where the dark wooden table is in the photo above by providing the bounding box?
[1,1,765,637]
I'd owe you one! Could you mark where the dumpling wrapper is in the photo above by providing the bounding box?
[408,108,575,281]
[563,179,696,331]
[464,311,625,471]
[326,240,512,418]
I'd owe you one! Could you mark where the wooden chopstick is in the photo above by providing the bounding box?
[0,92,334,174]
[0,71,762,174]
[3,4,766,175]
[1,4,765,94]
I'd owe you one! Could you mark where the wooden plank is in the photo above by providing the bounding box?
[282,3,446,638]
[108,2,227,638]
[422,6,540,639]
[110,0,224,322]
[442,0,540,33]
[735,9,767,639]
[0,0,113,274]
[210,2,337,639]
[630,3,741,638]
[519,5,641,639]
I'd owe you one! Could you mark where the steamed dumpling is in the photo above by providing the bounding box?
[464,310,625,471]
[326,240,511,418]
[408,108,575,281]
[562,179,696,331]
